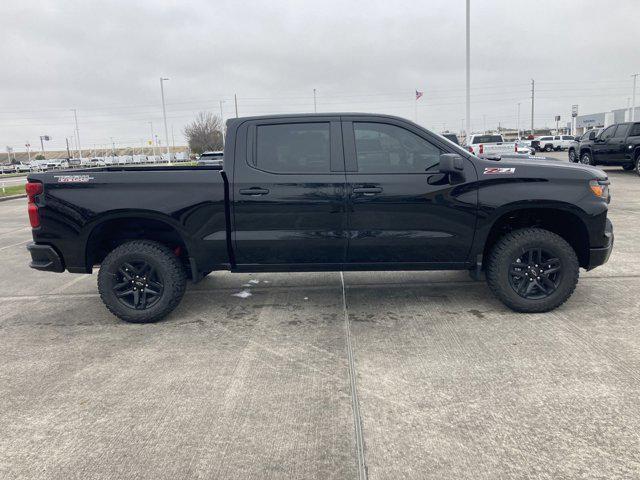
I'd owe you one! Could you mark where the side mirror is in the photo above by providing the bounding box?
[439,153,464,173]
[438,153,465,183]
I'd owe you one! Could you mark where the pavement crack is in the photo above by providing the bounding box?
[341,271,368,480]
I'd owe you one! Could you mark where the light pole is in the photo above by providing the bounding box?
[71,109,82,159]
[465,0,471,140]
[148,122,157,159]
[39,135,50,158]
[110,137,116,156]
[219,100,226,146]
[517,102,521,138]
[160,77,171,161]
[632,74,639,121]
[313,88,317,113]
[26,142,31,162]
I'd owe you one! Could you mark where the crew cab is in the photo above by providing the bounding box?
[578,122,640,175]
[466,134,533,156]
[25,113,614,323]
[569,129,601,163]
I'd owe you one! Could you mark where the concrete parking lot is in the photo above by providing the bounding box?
[1,161,639,479]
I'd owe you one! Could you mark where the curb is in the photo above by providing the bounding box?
[0,194,26,203]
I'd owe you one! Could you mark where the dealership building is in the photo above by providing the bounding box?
[571,106,640,135]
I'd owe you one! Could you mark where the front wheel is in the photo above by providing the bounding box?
[580,152,593,166]
[544,144,553,152]
[622,164,635,171]
[98,240,186,323]
[486,228,579,313]
[568,149,576,162]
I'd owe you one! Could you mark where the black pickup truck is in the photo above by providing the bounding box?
[25,113,614,322]
[578,122,640,174]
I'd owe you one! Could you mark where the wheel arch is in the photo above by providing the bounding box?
[479,205,591,269]
[83,211,196,278]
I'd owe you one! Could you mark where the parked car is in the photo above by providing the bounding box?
[26,113,613,323]
[0,164,16,174]
[466,134,533,156]
[197,151,224,166]
[440,133,460,145]
[15,163,32,173]
[535,135,574,152]
[578,122,640,174]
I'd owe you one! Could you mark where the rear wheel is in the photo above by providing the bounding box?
[636,155,640,176]
[98,240,186,323]
[544,144,553,152]
[486,228,579,313]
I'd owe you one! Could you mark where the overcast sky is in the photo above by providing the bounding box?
[2,0,639,153]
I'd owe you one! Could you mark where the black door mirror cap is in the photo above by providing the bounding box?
[439,153,464,173]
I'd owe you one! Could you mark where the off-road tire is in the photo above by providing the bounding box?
[622,164,634,171]
[568,149,576,162]
[636,154,640,177]
[98,240,186,323]
[544,144,553,152]
[580,151,594,166]
[486,228,579,313]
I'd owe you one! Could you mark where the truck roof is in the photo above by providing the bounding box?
[226,112,413,125]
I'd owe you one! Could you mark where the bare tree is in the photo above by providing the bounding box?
[183,112,223,154]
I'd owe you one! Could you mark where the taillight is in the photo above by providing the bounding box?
[467,146,474,153]
[25,182,43,228]
[479,144,484,154]
[514,144,518,152]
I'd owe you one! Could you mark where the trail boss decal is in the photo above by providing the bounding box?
[484,167,515,175]
[54,175,94,183]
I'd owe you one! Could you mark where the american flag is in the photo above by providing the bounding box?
[415,90,424,100]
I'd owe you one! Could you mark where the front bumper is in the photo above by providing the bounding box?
[27,242,65,273]
[587,218,613,270]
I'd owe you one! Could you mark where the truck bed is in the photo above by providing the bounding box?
[28,167,230,278]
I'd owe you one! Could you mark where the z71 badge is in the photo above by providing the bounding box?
[54,175,94,183]
[483,167,515,175]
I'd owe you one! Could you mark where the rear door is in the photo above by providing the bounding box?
[610,123,631,161]
[342,117,478,266]
[232,117,348,266]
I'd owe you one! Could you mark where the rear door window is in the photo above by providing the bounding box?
[630,123,640,137]
[353,122,441,173]
[255,123,330,173]
[472,135,502,144]
[613,124,630,138]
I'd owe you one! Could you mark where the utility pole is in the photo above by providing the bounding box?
[110,137,116,156]
[632,74,639,121]
[65,138,71,159]
[313,88,317,113]
[148,122,156,158]
[465,0,471,140]
[517,102,521,138]
[171,124,176,152]
[26,142,32,162]
[219,100,226,146]
[483,114,486,133]
[71,109,82,159]
[160,77,171,161]
[530,79,535,134]
[234,94,239,118]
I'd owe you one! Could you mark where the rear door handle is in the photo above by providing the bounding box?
[239,187,270,196]
[352,187,382,196]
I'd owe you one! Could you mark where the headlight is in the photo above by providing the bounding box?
[589,179,610,202]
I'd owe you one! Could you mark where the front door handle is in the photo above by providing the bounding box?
[352,187,382,196]
[239,187,270,196]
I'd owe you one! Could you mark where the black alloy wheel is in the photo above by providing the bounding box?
[508,248,561,300]
[112,260,164,310]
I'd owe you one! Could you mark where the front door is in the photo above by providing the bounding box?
[342,118,478,266]
[232,118,348,266]
[592,125,617,164]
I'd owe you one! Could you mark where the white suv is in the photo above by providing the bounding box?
[536,135,575,152]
